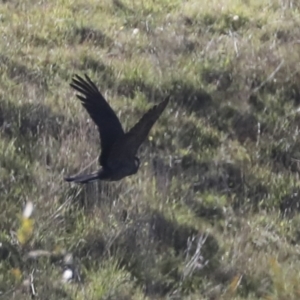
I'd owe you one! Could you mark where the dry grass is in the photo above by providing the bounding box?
[1,0,300,299]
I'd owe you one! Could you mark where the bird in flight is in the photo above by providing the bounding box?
[65,74,169,184]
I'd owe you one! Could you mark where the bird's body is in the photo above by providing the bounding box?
[65,74,169,184]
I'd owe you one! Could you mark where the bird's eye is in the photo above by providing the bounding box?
[134,157,140,167]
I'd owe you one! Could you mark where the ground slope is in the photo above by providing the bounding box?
[1,0,300,299]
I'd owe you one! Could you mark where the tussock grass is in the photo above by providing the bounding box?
[1,0,300,299]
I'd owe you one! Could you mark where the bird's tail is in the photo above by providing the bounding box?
[64,171,100,184]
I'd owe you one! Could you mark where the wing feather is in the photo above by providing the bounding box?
[107,96,169,164]
[70,74,125,166]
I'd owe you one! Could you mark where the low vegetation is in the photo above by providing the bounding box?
[1,0,300,299]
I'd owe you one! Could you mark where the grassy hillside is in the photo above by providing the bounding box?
[1,0,300,299]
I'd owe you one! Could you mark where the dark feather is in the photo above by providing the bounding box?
[70,74,124,166]
[64,171,100,184]
[65,74,169,184]
[107,96,170,165]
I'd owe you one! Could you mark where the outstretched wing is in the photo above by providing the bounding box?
[70,74,125,166]
[107,96,170,164]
